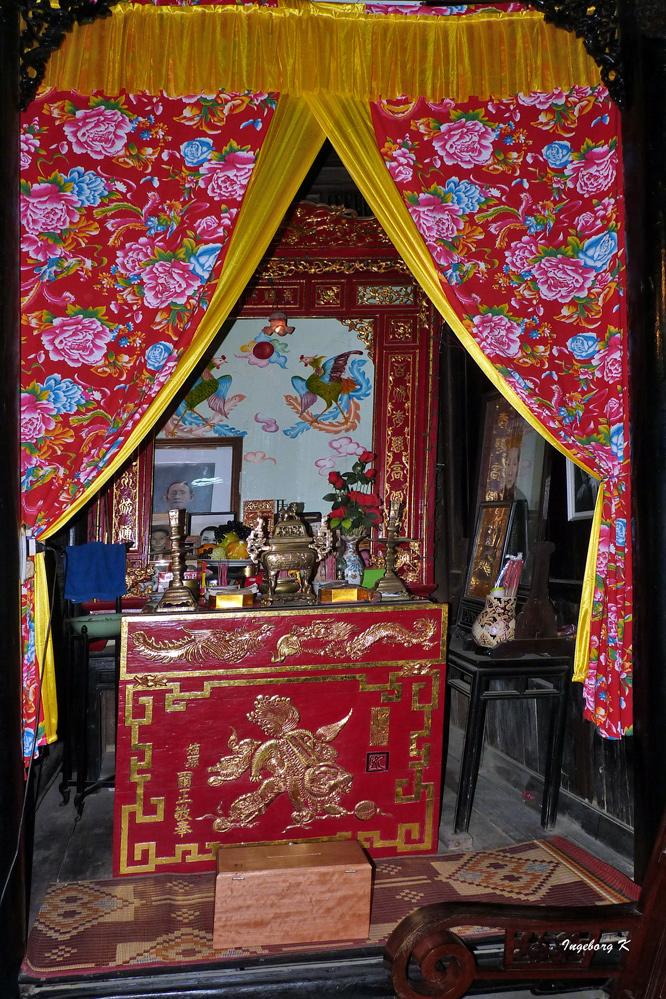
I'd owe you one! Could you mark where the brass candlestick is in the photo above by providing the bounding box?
[373,497,414,599]
[156,508,198,612]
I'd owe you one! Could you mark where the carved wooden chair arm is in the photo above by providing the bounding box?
[384,900,641,999]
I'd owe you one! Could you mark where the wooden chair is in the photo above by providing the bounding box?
[385,810,666,999]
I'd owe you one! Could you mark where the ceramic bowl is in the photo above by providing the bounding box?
[67,613,123,638]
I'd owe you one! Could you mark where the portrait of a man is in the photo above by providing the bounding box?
[163,481,195,511]
[152,462,214,513]
[152,441,241,517]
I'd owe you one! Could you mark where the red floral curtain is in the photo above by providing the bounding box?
[20,87,277,753]
[370,86,631,738]
[20,4,629,748]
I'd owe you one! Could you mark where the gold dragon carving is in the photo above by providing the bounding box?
[205,694,378,832]
[271,617,438,664]
[373,540,423,583]
[130,624,275,665]
[125,563,155,596]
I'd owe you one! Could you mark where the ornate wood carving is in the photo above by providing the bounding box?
[87,441,153,591]
[260,257,410,279]
[116,604,448,874]
[278,205,392,251]
[386,899,639,999]
[528,0,624,107]
[356,285,415,307]
[339,317,375,359]
[387,319,416,344]
[18,0,114,111]
[314,284,343,307]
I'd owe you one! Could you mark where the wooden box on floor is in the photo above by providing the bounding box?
[213,840,372,948]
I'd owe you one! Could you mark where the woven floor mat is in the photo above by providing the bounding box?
[22,837,638,980]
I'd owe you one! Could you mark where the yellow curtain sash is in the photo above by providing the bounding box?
[573,481,604,683]
[42,94,326,539]
[42,2,600,101]
[33,552,58,743]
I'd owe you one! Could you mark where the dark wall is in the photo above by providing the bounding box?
[620,0,666,883]
[442,348,634,836]
[0,4,27,995]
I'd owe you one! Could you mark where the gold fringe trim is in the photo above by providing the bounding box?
[42,3,600,101]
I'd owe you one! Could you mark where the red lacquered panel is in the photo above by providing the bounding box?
[114,602,447,875]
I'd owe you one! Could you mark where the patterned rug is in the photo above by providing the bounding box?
[22,837,638,981]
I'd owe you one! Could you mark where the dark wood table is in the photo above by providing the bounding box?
[446,639,573,835]
[59,622,119,814]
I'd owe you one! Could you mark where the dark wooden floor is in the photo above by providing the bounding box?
[439,728,633,876]
[24,726,633,998]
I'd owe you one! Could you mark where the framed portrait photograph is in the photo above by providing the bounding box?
[475,392,549,578]
[477,393,546,512]
[152,439,242,516]
[189,513,235,541]
[464,502,515,601]
[149,515,172,559]
[566,459,601,521]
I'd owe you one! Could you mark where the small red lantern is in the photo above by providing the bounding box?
[252,340,275,360]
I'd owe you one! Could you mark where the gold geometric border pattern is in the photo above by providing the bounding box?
[118,667,441,872]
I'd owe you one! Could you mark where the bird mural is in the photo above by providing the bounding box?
[284,349,371,438]
[200,365,246,420]
[164,357,246,436]
[291,350,363,420]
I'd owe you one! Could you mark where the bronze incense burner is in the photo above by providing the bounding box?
[247,504,332,604]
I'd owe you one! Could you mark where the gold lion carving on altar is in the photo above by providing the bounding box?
[205,695,377,832]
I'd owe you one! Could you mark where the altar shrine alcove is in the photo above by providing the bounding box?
[78,199,451,872]
[87,200,441,597]
[80,189,632,861]
[10,1,652,992]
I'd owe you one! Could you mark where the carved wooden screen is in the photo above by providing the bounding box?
[87,438,154,595]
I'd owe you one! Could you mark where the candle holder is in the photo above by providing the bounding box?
[156,508,198,612]
[372,497,414,599]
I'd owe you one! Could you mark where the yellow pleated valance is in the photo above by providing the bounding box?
[42,1,601,102]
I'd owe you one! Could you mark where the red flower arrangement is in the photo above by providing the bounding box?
[323,450,382,534]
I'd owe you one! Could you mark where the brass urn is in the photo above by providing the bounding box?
[246,504,332,604]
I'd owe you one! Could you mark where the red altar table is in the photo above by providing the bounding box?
[114,601,448,875]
